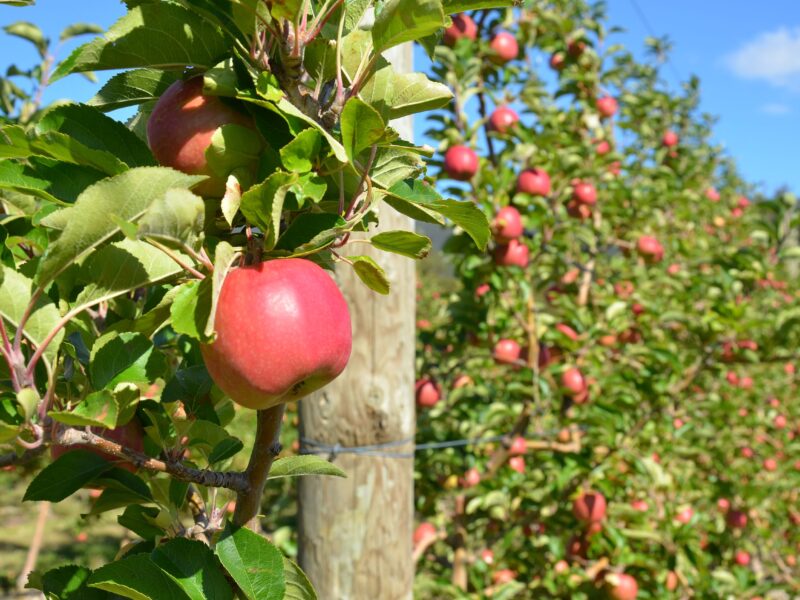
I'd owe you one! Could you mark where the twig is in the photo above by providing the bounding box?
[16,501,49,591]
[147,239,206,280]
[451,495,468,591]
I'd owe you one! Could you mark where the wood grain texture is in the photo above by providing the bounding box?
[298,43,416,600]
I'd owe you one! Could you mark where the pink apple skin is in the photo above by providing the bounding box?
[662,130,679,147]
[463,467,481,487]
[706,187,720,201]
[596,96,618,118]
[508,456,525,473]
[675,507,693,524]
[556,323,579,341]
[443,13,477,47]
[509,436,527,455]
[488,106,519,133]
[637,235,664,263]
[630,499,648,512]
[572,491,606,522]
[735,550,751,566]
[492,206,523,242]
[561,367,587,395]
[494,239,529,267]
[595,140,611,155]
[201,259,352,410]
[413,522,437,545]
[415,379,441,407]
[489,32,518,64]
[605,573,638,600]
[572,181,597,205]
[147,77,255,197]
[443,145,479,180]
[517,168,551,196]
[550,52,565,70]
[494,339,522,365]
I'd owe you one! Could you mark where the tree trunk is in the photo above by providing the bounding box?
[298,43,415,600]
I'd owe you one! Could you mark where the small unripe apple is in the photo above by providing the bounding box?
[147,77,256,197]
[201,259,352,410]
[509,436,527,455]
[492,206,523,242]
[488,106,519,134]
[572,181,597,205]
[662,130,679,147]
[494,339,521,365]
[508,456,525,473]
[637,235,664,263]
[489,32,518,64]
[603,573,638,600]
[443,13,477,46]
[561,367,587,395]
[726,509,748,529]
[517,168,551,196]
[413,522,437,545]
[51,420,145,474]
[415,378,441,408]
[706,187,720,201]
[572,491,606,522]
[735,550,751,566]
[443,145,478,180]
[596,96,618,118]
[494,239,529,267]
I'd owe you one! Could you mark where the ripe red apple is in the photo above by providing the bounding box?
[662,130,679,147]
[567,39,586,58]
[717,498,730,513]
[556,323,579,341]
[508,456,525,473]
[675,507,693,524]
[726,509,748,529]
[705,187,720,202]
[443,145,479,180]
[492,569,516,584]
[147,77,257,197]
[596,96,618,118]
[737,196,750,209]
[201,258,352,410]
[475,283,491,297]
[636,235,664,263]
[492,206,523,242]
[726,371,739,386]
[561,367,587,395]
[51,420,145,473]
[413,522,437,545]
[572,491,606,522]
[630,499,648,512]
[603,573,638,600]
[595,140,611,155]
[462,467,481,488]
[509,436,527,455]
[415,378,441,408]
[550,52,565,70]
[494,239,529,267]
[763,457,778,471]
[443,13,477,46]
[517,168,551,196]
[741,446,754,459]
[489,31,518,64]
[775,414,787,429]
[488,106,519,134]
[735,550,751,566]
[494,339,522,365]
[567,199,592,219]
[739,376,753,389]
[667,263,680,275]
[572,181,597,205]
[453,374,473,389]
[666,571,678,591]
[480,548,494,564]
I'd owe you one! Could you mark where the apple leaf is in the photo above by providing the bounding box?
[240,171,298,250]
[150,538,233,600]
[442,0,514,13]
[49,390,119,429]
[215,523,285,600]
[24,450,113,502]
[88,68,181,112]
[282,557,317,600]
[371,230,432,259]
[267,455,347,479]
[348,255,391,294]
[36,565,107,600]
[89,331,164,390]
[171,279,213,343]
[372,0,445,52]
[280,129,323,174]
[340,98,385,163]
[86,554,193,600]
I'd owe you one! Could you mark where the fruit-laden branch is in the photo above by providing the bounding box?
[232,404,285,529]
[52,427,248,492]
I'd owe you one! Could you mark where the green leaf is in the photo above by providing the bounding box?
[280,129,323,174]
[372,0,445,52]
[0,266,65,369]
[348,255,390,294]
[89,331,164,390]
[88,69,181,112]
[371,230,431,259]
[24,157,107,204]
[49,389,118,428]
[275,98,348,162]
[205,124,263,181]
[3,21,46,57]
[269,0,303,21]
[275,213,345,254]
[208,436,244,464]
[340,98,385,162]
[59,22,104,42]
[0,159,61,204]
[136,188,205,248]
[282,557,317,600]
[39,565,108,600]
[268,455,346,479]
[151,538,233,600]
[170,279,213,342]
[240,171,298,250]
[37,167,204,287]
[86,554,192,600]
[215,523,285,600]
[52,3,230,81]
[118,505,165,541]
[24,450,113,502]
[442,0,513,13]
[37,103,155,168]
[15,387,38,421]
[359,69,452,120]
[205,241,239,339]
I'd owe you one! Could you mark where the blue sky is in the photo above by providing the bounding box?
[1,1,798,195]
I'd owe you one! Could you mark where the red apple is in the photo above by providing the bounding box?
[550,52,565,70]
[462,467,481,488]
[785,362,795,375]
[443,145,478,180]
[453,374,473,389]
[567,535,588,559]
[572,181,597,205]
[567,39,586,58]
[572,491,606,522]
[51,420,145,474]
[735,550,751,566]
[488,106,519,133]
[630,499,648,512]
[481,548,494,564]
[567,199,592,219]
[726,371,739,386]
[705,187,720,202]
[494,239,529,267]
[764,457,778,471]
[475,283,491,297]
[492,206,523,242]
[596,96,618,118]
[508,456,525,473]
[201,259,352,410]
[509,436,527,455]
[603,573,638,600]
[556,323,579,341]
[443,13,477,46]
[741,446,754,459]
[667,263,680,275]
[775,414,787,429]
[675,507,693,524]
[666,571,678,591]
[494,339,522,365]
[662,130,679,147]
[739,376,753,389]
[726,509,748,529]
[489,32,518,64]
[595,140,611,155]
[413,522,437,545]
[717,498,730,513]
[147,77,257,197]
[517,168,551,196]
[554,560,569,574]
[492,569,516,584]
[415,378,441,408]
[561,367,587,395]
[737,196,750,209]
[636,235,664,263]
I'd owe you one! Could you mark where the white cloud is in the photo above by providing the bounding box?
[725,27,800,89]
[761,102,792,115]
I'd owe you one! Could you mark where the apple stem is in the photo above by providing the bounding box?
[232,404,286,530]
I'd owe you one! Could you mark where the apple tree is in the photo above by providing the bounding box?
[0,0,497,597]
[414,2,800,598]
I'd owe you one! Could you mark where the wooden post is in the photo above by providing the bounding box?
[297,43,415,600]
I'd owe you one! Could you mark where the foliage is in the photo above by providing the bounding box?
[414,2,800,598]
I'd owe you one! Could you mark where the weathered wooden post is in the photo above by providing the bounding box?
[297,42,416,600]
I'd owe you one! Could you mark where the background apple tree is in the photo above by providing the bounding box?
[413,1,800,598]
[0,0,497,597]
